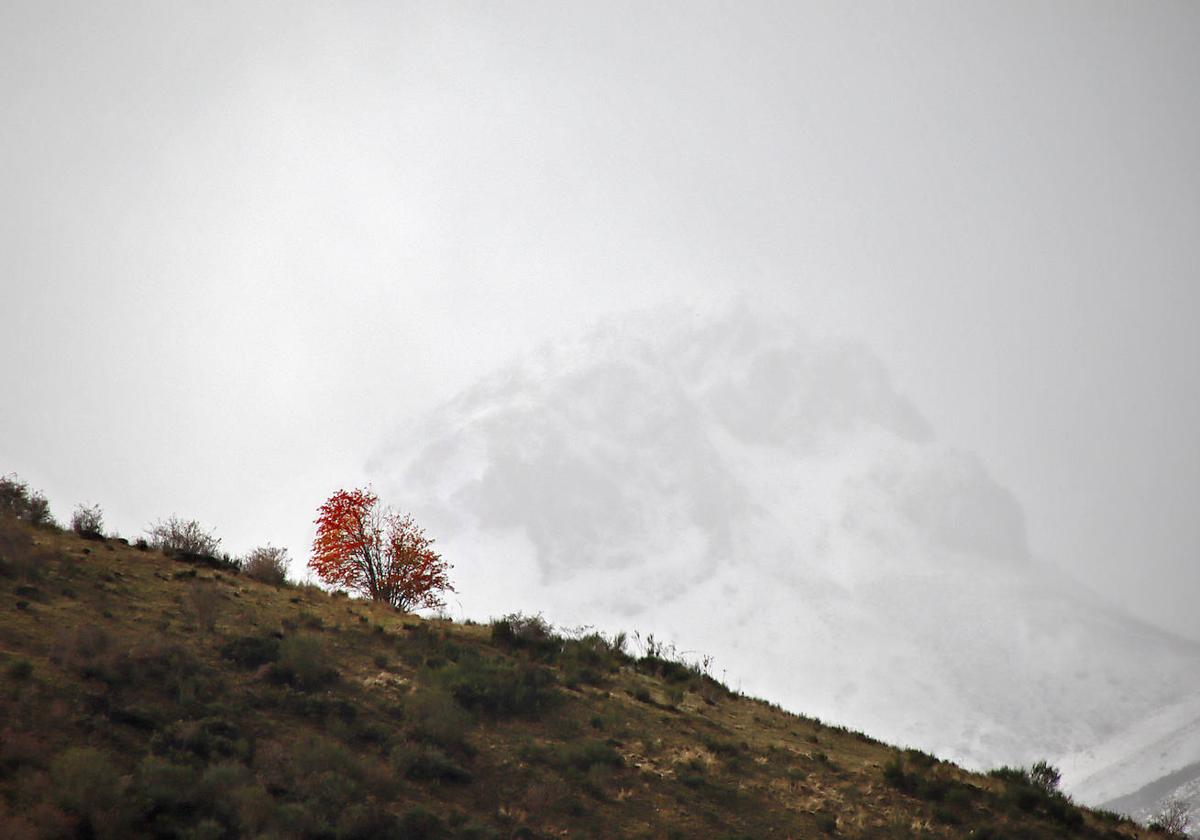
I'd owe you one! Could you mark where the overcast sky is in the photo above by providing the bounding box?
[2,2,1198,639]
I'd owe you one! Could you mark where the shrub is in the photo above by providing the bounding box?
[539,740,623,773]
[6,659,33,681]
[396,744,473,784]
[1028,759,1061,793]
[70,503,104,538]
[146,516,221,557]
[134,755,200,821]
[1150,798,1192,836]
[187,581,223,632]
[992,763,1082,829]
[336,803,402,839]
[988,765,1030,784]
[882,755,950,801]
[396,806,447,840]
[50,747,126,829]
[636,654,695,684]
[270,635,338,690]
[440,653,558,717]
[404,690,476,757]
[221,634,281,669]
[151,717,249,764]
[0,474,54,526]
[490,612,559,657]
[240,545,290,585]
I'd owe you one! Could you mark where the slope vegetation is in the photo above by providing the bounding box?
[0,515,1166,839]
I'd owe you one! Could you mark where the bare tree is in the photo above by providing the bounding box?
[1151,798,1192,837]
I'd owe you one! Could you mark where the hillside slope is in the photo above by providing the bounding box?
[0,514,1167,839]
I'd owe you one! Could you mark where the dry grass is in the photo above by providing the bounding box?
[0,514,1156,839]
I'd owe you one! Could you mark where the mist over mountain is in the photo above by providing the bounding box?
[369,303,1200,808]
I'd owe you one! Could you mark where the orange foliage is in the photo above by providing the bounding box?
[309,488,453,611]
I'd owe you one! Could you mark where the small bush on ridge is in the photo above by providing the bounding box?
[240,545,290,585]
[146,516,221,557]
[70,503,104,538]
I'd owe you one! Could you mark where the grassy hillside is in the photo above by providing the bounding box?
[0,512,1170,839]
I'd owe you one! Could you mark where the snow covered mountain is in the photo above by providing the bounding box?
[368,302,1200,809]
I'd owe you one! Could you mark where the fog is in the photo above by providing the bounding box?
[366,303,1200,782]
[2,0,1198,654]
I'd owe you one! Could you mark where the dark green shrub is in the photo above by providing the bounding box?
[546,740,623,773]
[994,764,1083,829]
[932,804,961,825]
[637,654,694,683]
[6,659,33,680]
[187,580,224,632]
[701,736,743,758]
[988,765,1031,784]
[490,612,559,658]
[275,802,328,838]
[337,803,402,839]
[221,634,281,669]
[50,747,126,830]
[270,635,338,690]
[882,755,949,801]
[0,475,55,526]
[440,653,558,717]
[396,806,447,839]
[396,744,473,784]
[134,755,201,831]
[1028,759,1061,793]
[71,503,104,538]
[882,755,911,791]
[404,690,476,757]
[151,716,248,764]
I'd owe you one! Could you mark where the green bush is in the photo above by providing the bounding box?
[0,474,54,526]
[992,763,1083,830]
[490,612,559,658]
[270,635,338,690]
[541,740,623,773]
[636,654,695,684]
[988,765,1030,784]
[220,634,281,669]
[440,652,558,717]
[336,803,403,839]
[396,744,473,784]
[1028,759,1061,793]
[134,755,201,832]
[6,659,33,681]
[404,690,476,757]
[50,747,126,831]
[151,717,249,764]
[396,806,447,840]
[882,755,949,801]
[70,503,104,538]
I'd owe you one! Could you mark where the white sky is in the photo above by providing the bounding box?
[2,2,1198,638]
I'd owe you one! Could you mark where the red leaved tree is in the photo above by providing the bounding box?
[309,488,453,612]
